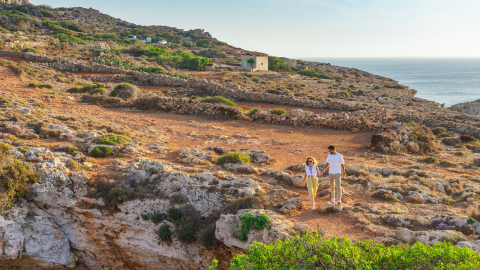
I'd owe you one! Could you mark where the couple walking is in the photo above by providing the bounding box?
[303,145,346,210]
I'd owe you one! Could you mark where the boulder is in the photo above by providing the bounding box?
[215,209,293,250]
[293,222,309,231]
[395,227,466,246]
[50,124,74,134]
[280,198,303,214]
[319,202,343,212]
[406,141,420,153]
[457,241,480,251]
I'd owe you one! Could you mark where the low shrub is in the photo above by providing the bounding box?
[424,156,439,163]
[230,233,480,269]
[109,83,140,100]
[216,152,251,165]
[270,108,287,115]
[238,213,271,241]
[17,146,29,153]
[96,133,131,145]
[247,107,261,117]
[226,195,265,213]
[168,206,181,221]
[431,127,447,135]
[89,88,107,95]
[198,223,218,247]
[158,224,172,242]
[28,82,53,89]
[467,217,477,224]
[0,154,40,211]
[170,193,187,204]
[54,145,78,154]
[442,137,462,146]
[151,211,167,224]
[90,146,113,158]
[199,96,236,107]
[0,143,12,153]
[81,95,124,107]
[175,217,197,243]
[461,134,477,142]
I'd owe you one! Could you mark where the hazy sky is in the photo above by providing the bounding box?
[30,0,480,58]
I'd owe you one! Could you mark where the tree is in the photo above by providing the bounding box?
[247,58,256,69]
[188,57,210,71]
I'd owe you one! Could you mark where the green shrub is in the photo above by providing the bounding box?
[216,152,250,165]
[89,88,107,95]
[67,83,104,93]
[238,213,271,241]
[198,48,226,58]
[40,9,53,17]
[297,70,331,79]
[271,108,287,115]
[424,157,439,163]
[230,233,480,269]
[0,154,40,211]
[158,224,172,242]
[151,211,167,224]
[170,193,187,204]
[251,77,260,83]
[461,134,477,142]
[168,206,181,221]
[340,91,352,97]
[247,107,261,117]
[175,217,196,243]
[431,127,447,135]
[199,96,236,107]
[196,39,216,48]
[0,143,12,153]
[468,217,477,224]
[268,56,291,72]
[54,145,78,154]
[108,187,122,198]
[28,82,53,89]
[96,134,131,145]
[17,146,29,153]
[109,83,140,100]
[182,41,195,47]
[199,223,217,247]
[90,146,113,158]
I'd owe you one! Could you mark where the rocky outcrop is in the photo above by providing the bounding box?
[0,0,29,4]
[215,209,294,250]
[450,100,480,116]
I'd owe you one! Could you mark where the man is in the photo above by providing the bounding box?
[321,145,346,205]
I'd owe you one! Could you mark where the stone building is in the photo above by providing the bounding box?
[241,56,268,71]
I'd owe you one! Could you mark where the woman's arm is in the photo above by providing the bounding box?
[303,173,307,186]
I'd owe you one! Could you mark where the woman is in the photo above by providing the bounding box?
[303,157,321,210]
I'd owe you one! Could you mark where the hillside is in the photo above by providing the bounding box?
[1,2,480,270]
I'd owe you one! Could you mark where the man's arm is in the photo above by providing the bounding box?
[341,164,345,177]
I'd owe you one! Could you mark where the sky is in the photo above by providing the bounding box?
[30,0,480,58]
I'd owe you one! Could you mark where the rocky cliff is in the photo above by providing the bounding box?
[450,99,480,116]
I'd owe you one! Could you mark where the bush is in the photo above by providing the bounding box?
[158,224,172,242]
[461,134,477,142]
[199,96,236,107]
[431,127,447,135]
[54,145,78,154]
[198,223,218,247]
[151,211,167,224]
[226,195,265,213]
[247,107,261,117]
[196,39,216,48]
[467,217,477,224]
[216,152,251,165]
[109,83,140,100]
[0,143,12,153]
[40,9,53,17]
[238,213,271,241]
[268,56,291,72]
[271,108,287,115]
[89,88,107,95]
[170,193,187,204]
[90,146,113,158]
[182,41,195,47]
[175,218,197,243]
[424,157,439,163]
[0,154,40,211]
[198,48,226,58]
[96,133,131,145]
[168,206,181,221]
[442,137,462,146]
[297,70,331,79]
[67,83,104,93]
[230,233,480,269]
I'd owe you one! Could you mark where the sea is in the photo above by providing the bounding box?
[302,58,480,107]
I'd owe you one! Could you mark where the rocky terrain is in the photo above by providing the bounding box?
[1,2,480,270]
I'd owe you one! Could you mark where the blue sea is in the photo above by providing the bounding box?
[302,58,480,107]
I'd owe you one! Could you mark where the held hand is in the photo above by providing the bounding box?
[303,182,306,187]
[342,173,346,178]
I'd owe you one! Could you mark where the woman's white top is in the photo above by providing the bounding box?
[305,165,317,177]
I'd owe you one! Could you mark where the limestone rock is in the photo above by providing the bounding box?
[215,209,293,250]
[319,202,343,212]
[395,227,465,246]
[293,221,309,231]
[50,124,74,134]
[406,141,420,153]
[457,241,480,252]
[280,198,303,214]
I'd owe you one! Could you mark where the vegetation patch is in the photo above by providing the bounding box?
[229,233,480,269]
[216,152,251,165]
[298,70,331,79]
[54,145,78,154]
[96,133,131,145]
[158,224,172,242]
[199,96,236,107]
[109,83,140,101]
[270,108,287,115]
[238,213,272,241]
[90,146,113,158]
